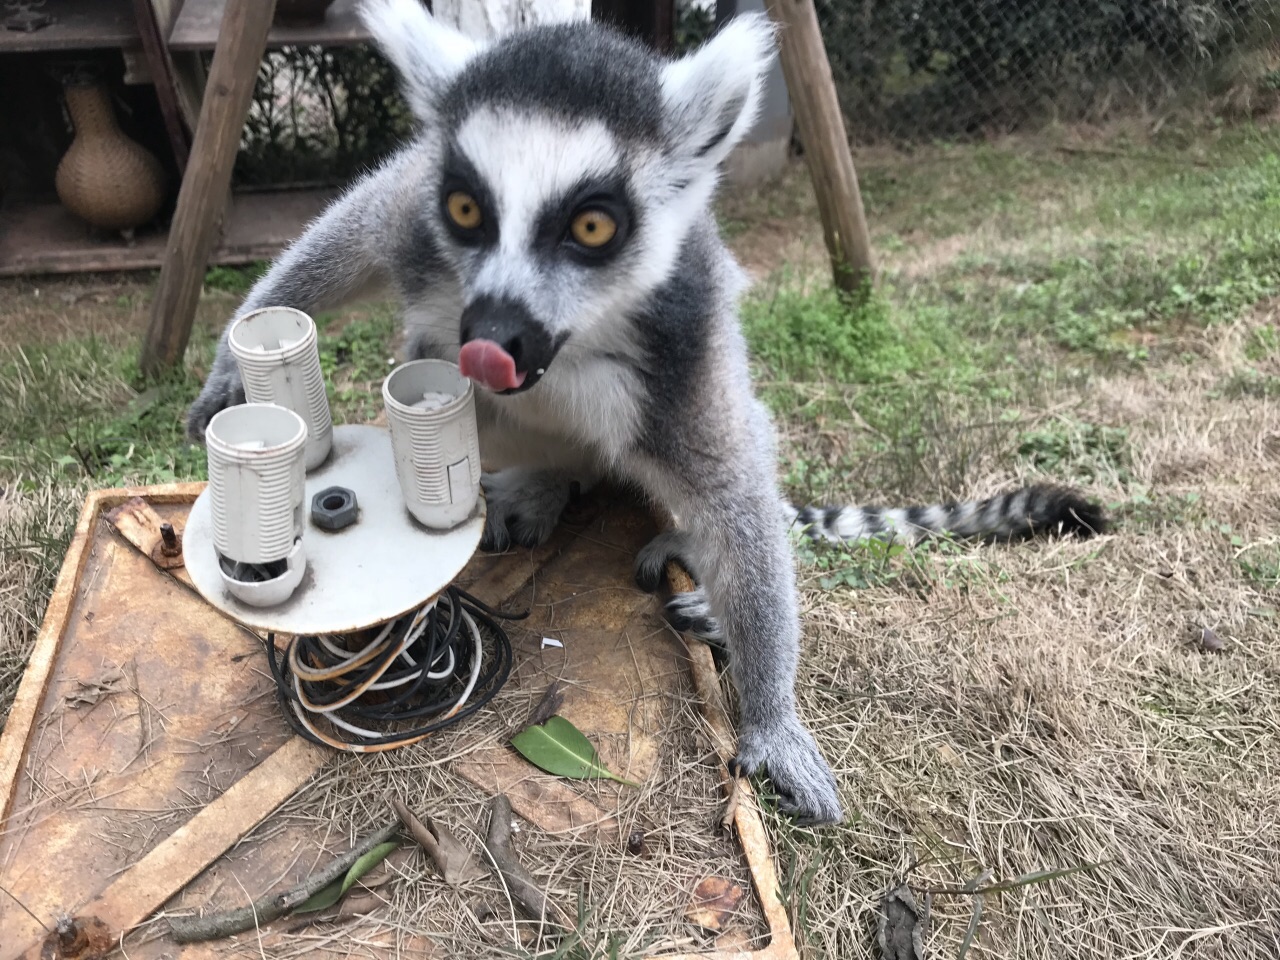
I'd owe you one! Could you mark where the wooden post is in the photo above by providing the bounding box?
[130,0,191,174]
[149,0,213,135]
[762,0,874,296]
[140,0,277,376]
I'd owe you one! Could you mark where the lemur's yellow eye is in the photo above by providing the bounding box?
[570,209,617,248]
[446,192,482,230]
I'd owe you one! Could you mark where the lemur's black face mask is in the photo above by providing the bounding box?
[457,295,563,395]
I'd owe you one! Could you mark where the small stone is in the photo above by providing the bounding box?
[1200,626,1226,652]
[413,390,455,410]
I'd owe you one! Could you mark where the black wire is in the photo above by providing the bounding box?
[264,586,520,749]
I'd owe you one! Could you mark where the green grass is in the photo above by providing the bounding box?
[0,337,208,488]
[1238,544,1280,589]
[1015,420,1131,485]
[739,123,1280,507]
[203,261,270,295]
[0,302,401,490]
[0,124,1276,548]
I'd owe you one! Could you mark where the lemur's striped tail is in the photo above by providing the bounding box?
[787,484,1107,546]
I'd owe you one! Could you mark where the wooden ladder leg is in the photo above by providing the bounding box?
[764,0,875,296]
[140,0,278,377]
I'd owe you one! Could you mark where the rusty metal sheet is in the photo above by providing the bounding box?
[0,484,798,960]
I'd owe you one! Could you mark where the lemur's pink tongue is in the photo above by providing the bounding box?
[458,339,526,392]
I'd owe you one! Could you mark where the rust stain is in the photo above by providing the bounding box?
[36,915,113,960]
[104,496,188,571]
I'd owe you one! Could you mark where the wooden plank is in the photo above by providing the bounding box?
[140,0,279,375]
[0,491,102,828]
[0,480,337,960]
[0,483,206,828]
[762,0,875,295]
[0,0,138,52]
[169,0,371,51]
[149,0,210,133]
[6,738,329,960]
[0,485,798,960]
[0,189,336,277]
[673,637,799,960]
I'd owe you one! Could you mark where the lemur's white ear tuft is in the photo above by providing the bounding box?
[359,0,482,120]
[660,12,778,176]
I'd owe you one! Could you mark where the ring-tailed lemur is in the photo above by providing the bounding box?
[186,0,1106,826]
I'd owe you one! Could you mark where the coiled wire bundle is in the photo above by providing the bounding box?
[264,586,519,752]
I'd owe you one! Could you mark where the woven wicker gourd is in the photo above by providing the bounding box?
[55,79,166,234]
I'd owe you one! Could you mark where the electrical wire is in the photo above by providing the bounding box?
[263,586,521,753]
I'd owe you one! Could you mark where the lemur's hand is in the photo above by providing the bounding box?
[478,468,581,552]
[186,344,245,442]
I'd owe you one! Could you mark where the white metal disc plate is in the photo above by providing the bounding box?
[184,424,485,635]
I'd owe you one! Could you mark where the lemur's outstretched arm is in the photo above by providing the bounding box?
[631,423,845,826]
[186,155,426,441]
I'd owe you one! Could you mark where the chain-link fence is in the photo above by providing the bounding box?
[226,1,1280,189]
[813,0,1280,142]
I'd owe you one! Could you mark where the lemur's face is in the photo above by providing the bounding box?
[360,0,775,394]
[433,106,650,394]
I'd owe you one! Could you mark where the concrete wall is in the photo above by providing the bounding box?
[721,0,793,186]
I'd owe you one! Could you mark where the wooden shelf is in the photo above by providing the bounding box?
[0,187,338,276]
[0,0,140,53]
[169,0,371,51]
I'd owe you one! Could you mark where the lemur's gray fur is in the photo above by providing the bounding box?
[186,0,1106,826]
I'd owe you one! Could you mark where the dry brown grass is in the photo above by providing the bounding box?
[0,272,246,347]
[0,477,88,728]
[775,303,1280,959]
[158,692,770,959]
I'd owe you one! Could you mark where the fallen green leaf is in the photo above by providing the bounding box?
[341,841,399,896]
[295,878,344,914]
[294,840,400,914]
[511,715,639,787]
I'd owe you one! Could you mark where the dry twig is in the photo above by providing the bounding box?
[482,794,573,931]
[168,819,401,942]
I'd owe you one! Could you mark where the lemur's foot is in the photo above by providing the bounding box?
[731,717,844,826]
[634,531,724,641]
[480,469,576,551]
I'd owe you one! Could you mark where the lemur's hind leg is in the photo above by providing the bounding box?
[480,468,598,552]
[634,531,724,642]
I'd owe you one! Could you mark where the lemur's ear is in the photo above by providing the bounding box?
[660,12,778,177]
[359,0,483,121]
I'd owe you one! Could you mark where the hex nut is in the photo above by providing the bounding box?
[311,486,358,531]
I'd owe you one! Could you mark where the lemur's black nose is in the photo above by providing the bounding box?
[458,295,559,393]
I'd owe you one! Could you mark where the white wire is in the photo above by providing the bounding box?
[313,597,455,690]
[292,595,484,740]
